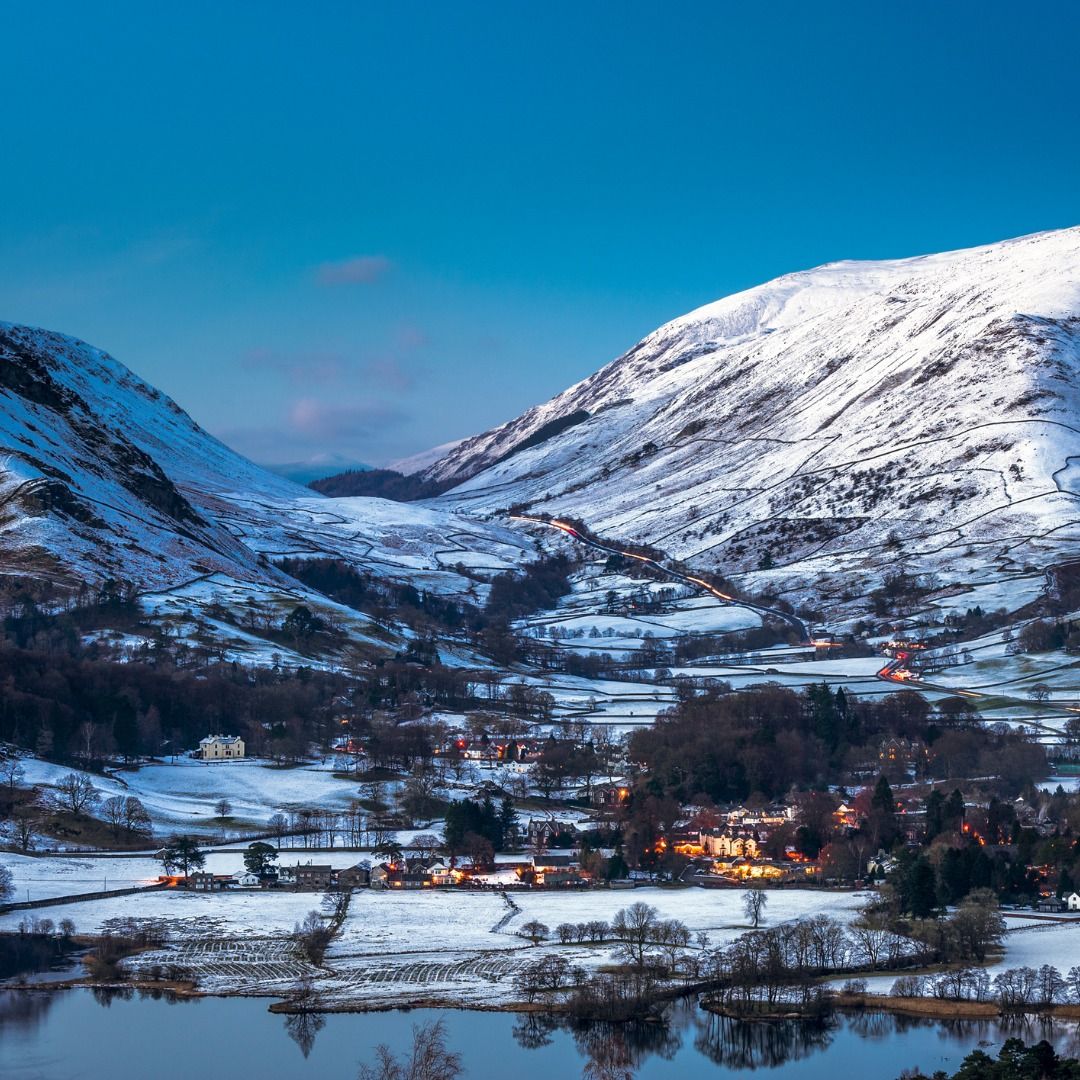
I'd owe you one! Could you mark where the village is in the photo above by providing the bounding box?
[148,718,1080,911]
[7,668,1080,1026]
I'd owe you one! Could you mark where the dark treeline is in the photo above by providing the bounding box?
[902,1038,1080,1080]
[0,642,348,764]
[443,794,517,861]
[278,557,473,637]
[309,467,453,501]
[629,683,1046,805]
[485,555,573,624]
[281,552,578,672]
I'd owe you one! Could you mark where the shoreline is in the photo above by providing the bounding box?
[14,976,1080,1025]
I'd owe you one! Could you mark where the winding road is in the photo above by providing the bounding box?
[512,514,812,641]
[513,514,1070,709]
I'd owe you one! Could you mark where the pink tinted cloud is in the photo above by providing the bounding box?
[315,254,392,286]
[287,397,406,437]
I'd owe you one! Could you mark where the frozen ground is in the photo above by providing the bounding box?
[5,877,871,1007]
[986,918,1080,979]
[14,756,364,836]
[0,882,323,937]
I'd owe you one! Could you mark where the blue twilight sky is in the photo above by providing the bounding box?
[1,2,1078,468]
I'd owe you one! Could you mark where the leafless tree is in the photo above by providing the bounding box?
[519,920,549,946]
[13,810,38,853]
[215,798,232,821]
[611,902,661,969]
[123,797,151,834]
[357,1020,463,1080]
[410,834,443,860]
[268,812,288,846]
[54,773,99,817]
[102,795,127,838]
[1,755,25,795]
[742,887,768,928]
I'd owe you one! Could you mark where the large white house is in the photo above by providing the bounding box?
[198,734,245,760]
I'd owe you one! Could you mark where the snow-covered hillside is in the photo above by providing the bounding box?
[421,227,1080,615]
[0,323,533,609]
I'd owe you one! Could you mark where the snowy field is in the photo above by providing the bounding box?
[986,919,1080,979]
[13,756,363,836]
[0,850,271,903]
[0,873,872,1007]
[510,886,870,942]
[0,883,323,938]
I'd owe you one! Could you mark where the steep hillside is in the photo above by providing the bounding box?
[422,227,1080,617]
[0,323,533,608]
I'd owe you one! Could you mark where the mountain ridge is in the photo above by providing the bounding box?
[414,226,1080,618]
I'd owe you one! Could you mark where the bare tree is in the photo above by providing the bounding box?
[611,902,661,969]
[519,920,549,946]
[215,798,232,821]
[1,755,25,795]
[13,810,38,853]
[742,887,768,928]
[409,834,443,861]
[268,812,288,846]
[54,773,100,818]
[358,1020,463,1080]
[123,797,151,834]
[102,795,127,838]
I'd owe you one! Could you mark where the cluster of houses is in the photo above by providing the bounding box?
[662,804,819,883]
[1035,892,1080,914]
[187,861,371,891]
[434,737,551,771]
[184,851,594,893]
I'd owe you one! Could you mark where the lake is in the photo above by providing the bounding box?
[3,989,1080,1079]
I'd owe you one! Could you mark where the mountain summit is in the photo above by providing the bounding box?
[418,227,1080,612]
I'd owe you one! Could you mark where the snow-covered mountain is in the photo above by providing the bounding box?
[0,323,532,607]
[7,225,1079,636]
[421,227,1080,615]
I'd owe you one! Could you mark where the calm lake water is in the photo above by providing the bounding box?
[3,989,1080,1080]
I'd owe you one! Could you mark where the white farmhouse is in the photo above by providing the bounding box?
[1066,892,1080,911]
[199,734,245,760]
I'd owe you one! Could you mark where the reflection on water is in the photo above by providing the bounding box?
[693,1012,834,1071]
[285,1009,327,1058]
[0,989,56,1036]
[509,999,837,1077]
[0,934,82,985]
[508,996,1080,1080]
[569,1015,680,1078]
[6,987,1080,1080]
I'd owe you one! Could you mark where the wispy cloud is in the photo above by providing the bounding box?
[287,396,407,438]
[315,254,392,286]
[239,324,428,392]
[241,348,347,384]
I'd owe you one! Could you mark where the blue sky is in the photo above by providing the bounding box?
[1,2,1078,468]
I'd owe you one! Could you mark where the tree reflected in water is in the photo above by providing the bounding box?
[285,1009,326,1058]
[571,1019,678,1079]
[512,1009,682,1079]
[91,986,134,1008]
[694,1012,835,1070]
[512,1012,560,1050]
[0,988,57,1035]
